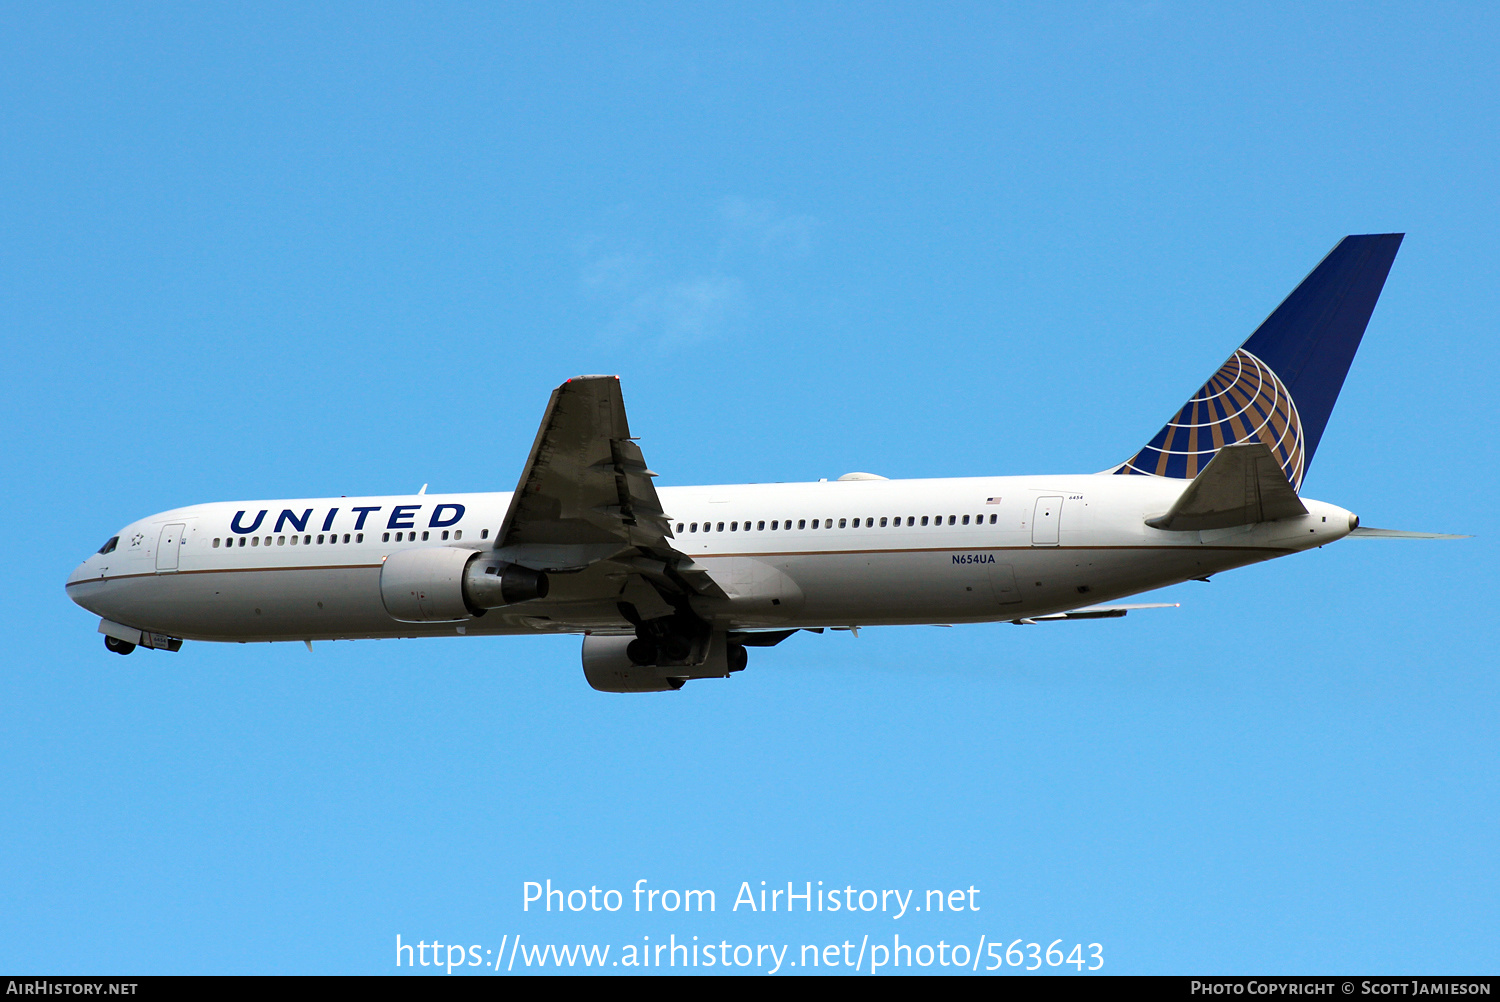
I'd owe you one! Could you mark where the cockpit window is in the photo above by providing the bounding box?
[98,536,119,555]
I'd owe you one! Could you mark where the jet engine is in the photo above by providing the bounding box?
[581,633,741,693]
[380,547,548,623]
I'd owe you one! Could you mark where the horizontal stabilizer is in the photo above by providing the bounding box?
[1012,602,1179,624]
[1348,526,1470,539]
[1146,442,1307,531]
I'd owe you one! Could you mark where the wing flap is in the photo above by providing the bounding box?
[1146,441,1308,531]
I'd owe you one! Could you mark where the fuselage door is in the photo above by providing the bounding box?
[989,562,1022,604]
[1031,497,1062,546]
[156,523,186,572]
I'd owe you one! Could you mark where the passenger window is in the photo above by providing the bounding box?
[962,515,970,525]
[343,534,351,543]
[948,515,956,525]
[356,533,364,543]
[879,517,887,527]
[278,536,286,545]
[989,514,996,524]
[757,520,765,530]
[798,519,807,529]
[921,516,929,526]
[441,531,449,540]
[771,520,778,530]
[421,531,429,541]
[304,535,311,544]
[690,523,698,532]
[383,533,391,542]
[838,518,847,528]
[717,522,725,532]
[811,519,819,529]
[213,538,220,548]
[480,529,489,539]
[252,537,260,547]
[454,530,462,540]
[677,523,685,533]
[731,522,738,531]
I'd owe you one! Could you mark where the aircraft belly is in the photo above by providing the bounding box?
[78,566,392,639]
[769,545,1280,627]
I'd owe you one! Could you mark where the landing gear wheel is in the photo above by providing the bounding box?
[727,644,748,673]
[660,635,692,661]
[104,636,136,656]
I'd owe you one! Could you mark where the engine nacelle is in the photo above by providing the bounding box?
[581,633,736,693]
[380,547,549,623]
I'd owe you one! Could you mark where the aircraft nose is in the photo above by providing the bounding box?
[65,556,107,613]
[66,558,93,589]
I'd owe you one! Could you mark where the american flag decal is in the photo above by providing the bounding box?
[986,497,1002,504]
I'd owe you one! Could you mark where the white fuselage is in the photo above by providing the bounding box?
[66,474,1355,643]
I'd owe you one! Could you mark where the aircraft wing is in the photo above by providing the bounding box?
[494,376,726,597]
[496,376,671,562]
[1011,602,1180,624]
[1146,441,1307,531]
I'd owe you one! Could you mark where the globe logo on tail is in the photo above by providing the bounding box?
[1117,349,1305,490]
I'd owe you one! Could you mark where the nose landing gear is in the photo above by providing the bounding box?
[104,635,136,655]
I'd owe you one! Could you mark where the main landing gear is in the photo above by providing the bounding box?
[624,631,749,673]
[104,635,136,655]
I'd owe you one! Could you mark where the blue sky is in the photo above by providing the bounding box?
[2,3,1495,975]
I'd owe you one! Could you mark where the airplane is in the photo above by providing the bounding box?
[65,233,1463,691]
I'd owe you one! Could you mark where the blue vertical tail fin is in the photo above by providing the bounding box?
[1115,234,1403,490]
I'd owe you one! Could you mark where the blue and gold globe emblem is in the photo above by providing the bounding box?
[1118,348,1305,490]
